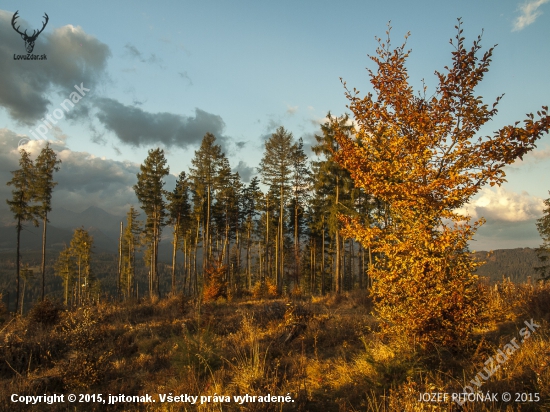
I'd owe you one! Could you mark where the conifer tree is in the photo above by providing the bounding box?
[242,177,263,289]
[121,206,142,298]
[54,246,77,306]
[6,148,37,313]
[289,138,311,287]
[34,143,61,301]
[70,228,94,305]
[134,148,169,298]
[189,134,225,270]
[258,127,295,293]
[312,115,355,293]
[167,172,191,293]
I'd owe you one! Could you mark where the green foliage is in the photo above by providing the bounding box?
[120,206,142,299]
[134,148,170,298]
[54,245,77,306]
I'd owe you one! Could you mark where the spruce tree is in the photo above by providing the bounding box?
[54,246,76,306]
[167,172,191,293]
[34,143,61,301]
[121,206,142,298]
[189,133,225,270]
[134,148,169,298]
[311,116,355,293]
[70,228,94,305]
[6,148,37,313]
[289,137,311,287]
[258,127,295,293]
[242,177,263,289]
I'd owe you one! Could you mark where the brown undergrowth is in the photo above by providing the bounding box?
[0,281,549,411]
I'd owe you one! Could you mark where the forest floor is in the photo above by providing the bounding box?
[0,280,549,411]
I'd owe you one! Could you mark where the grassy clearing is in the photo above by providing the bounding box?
[0,280,549,411]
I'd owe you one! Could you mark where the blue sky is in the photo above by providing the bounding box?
[1,0,549,251]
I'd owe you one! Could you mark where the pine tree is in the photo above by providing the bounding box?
[54,246,77,306]
[213,160,243,287]
[242,177,263,289]
[167,172,191,294]
[6,148,37,314]
[70,228,94,305]
[34,143,61,301]
[289,138,311,288]
[134,148,169,298]
[258,127,295,293]
[311,115,355,293]
[121,206,142,299]
[189,134,225,271]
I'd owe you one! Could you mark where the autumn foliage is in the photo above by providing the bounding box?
[333,20,550,348]
[202,261,228,302]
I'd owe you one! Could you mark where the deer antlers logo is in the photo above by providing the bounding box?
[11,11,49,54]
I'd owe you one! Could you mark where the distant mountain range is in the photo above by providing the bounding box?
[0,206,545,282]
[0,205,174,259]
[48,205,126,240]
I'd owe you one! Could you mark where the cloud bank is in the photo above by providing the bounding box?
[94,99,229,150]
[0,10,111,125]
[0,129,143,218]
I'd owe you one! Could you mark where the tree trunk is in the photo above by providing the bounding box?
[247,221,251,290]
[335,177,341,294]
[41,216,47,301]
[118,221,123,300]
[278,186,284,294]
[294,201,299,287]
[15,218,21,314]
[172,218,179,294]
[321,222,325,295]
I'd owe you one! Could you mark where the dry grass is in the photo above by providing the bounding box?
[0,283,548,411]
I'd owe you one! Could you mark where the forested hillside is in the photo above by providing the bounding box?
[473,248,541,283]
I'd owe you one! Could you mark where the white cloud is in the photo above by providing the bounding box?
[0,129,144,218]
[286,105,298,115]
[457,187,544,222]
[512,0,550,31]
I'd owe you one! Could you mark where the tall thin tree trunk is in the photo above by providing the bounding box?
[278,186,284,294]
[204,186,211,269]
[321,222,325,295]
[15,218,21,314]
[41,216,47,301]
[118,221,123,300]
[360,245,364,289]
[294,202,299,287]
[275,231,279,291]
[20,278,26,316]
[368,246,373,289]
[266,200,269,281]
[247,221,251,290]
[172,218,179,294]
[335,177,341,294]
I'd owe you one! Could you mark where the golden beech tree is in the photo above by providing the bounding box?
[333,20,550,348]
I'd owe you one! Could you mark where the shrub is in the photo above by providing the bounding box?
[203,262,228,303]
[28,298,62,326]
